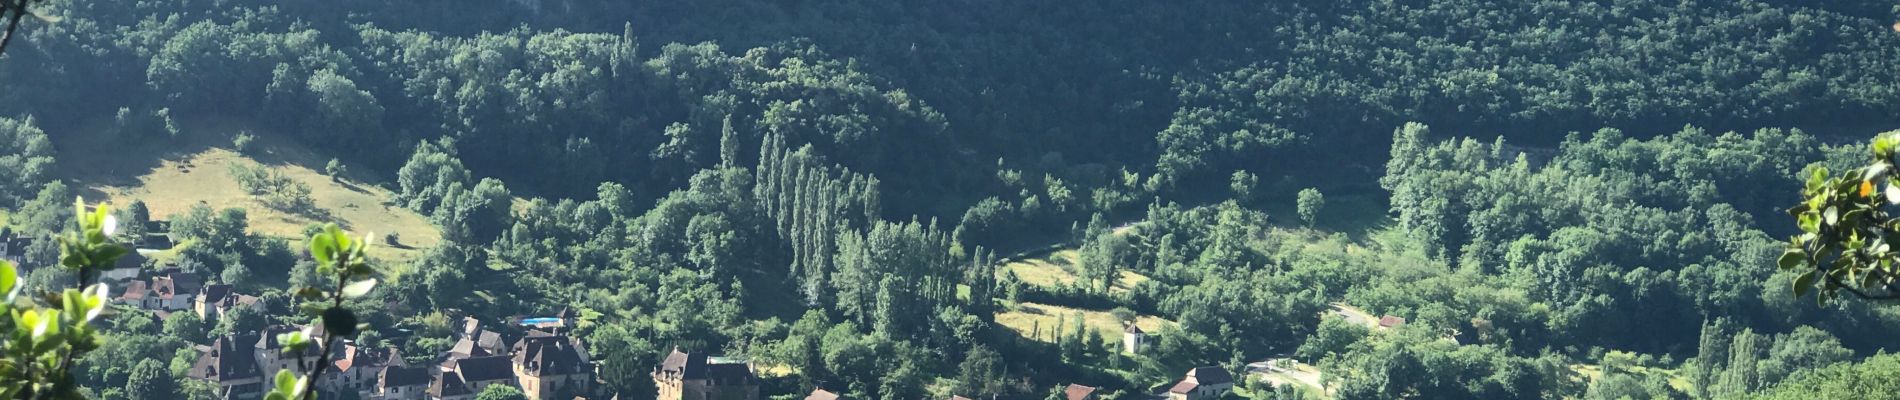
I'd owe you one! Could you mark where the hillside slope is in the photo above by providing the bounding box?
[58,125,440,265]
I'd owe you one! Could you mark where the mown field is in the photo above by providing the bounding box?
[1001,249,1152,294]
[1570,362,1693,393]
[995,301,1172,343]
[992,245,1174,344]
[58,123,441,270]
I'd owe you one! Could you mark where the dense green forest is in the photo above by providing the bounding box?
[3,0,1900,399]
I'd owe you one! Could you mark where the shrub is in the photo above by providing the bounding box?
[228,164,314,212]
[232,131,256,153]
[325,158,347,180]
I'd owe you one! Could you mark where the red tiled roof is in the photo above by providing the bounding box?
[1064,384,1097,400]
[1167,380,1198,394]
[806,388,841,400]
[120,280,148,300]
[1379,315,1407,328]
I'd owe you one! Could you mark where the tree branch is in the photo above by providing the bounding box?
[0,0,28,57]
[1824,274,1900,300]
[55,259,97,388]
[301,250,351,400]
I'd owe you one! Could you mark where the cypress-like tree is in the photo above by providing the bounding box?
[755,130,783,216]
[874,276,903,338]
[719,114,740,167]
[1718,328,1763,397]
[1692,319,1727,399]
[835,228,872,323]
[861,175,882,222]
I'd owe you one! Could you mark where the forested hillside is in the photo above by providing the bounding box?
[1,0,1898,399]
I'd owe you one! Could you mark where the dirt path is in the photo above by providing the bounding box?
[1329,302,1379,330]
[1248,359,1327,395]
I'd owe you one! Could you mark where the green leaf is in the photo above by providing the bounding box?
[309,233,335,266]
[62,289,84,322]
[276,331,306,349]
[27,8,61,23]
[71,197,86,229]
[1799,213,1820,233]
[1824,206,1840,226]
[1794,270,1817,297]
[34,310,59,338]
[0,261,15,299]
[1778,250,1805,270]
[95,245,128,264]
[273,370,299,395]
[340,278,377,298]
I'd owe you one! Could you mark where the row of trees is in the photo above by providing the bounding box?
[6,0,1900,398]
[16,0,1895,224]
[1153,0,1900,188]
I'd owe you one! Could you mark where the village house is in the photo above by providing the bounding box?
[113,267,201,311]
[450,316,511,358]
[1122,324,1147,354]
[511,331,595,400]
[117,280,149,308]
[0,228,31,268]
[189,333,264,399]
[1063,384,1098,400]
[1166,367,1234,400]
[256,325,325,379]
[195,283,260,322]
[325,343,406,394]
[377,365,432,400]
[189,324,415,399]
[442,355,518,396]
[192,315,601,400]
[426,316,601,399]
[805,388,842,400]
[1378,315,1407,329]
[100,259,143,282]
[655,347,761,400]
[428,372,474,400]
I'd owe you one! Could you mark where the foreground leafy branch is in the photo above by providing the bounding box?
[264,224,377,400]
[0,200,373,399]
[1783,131,1900,302]
[0,199,122,398]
